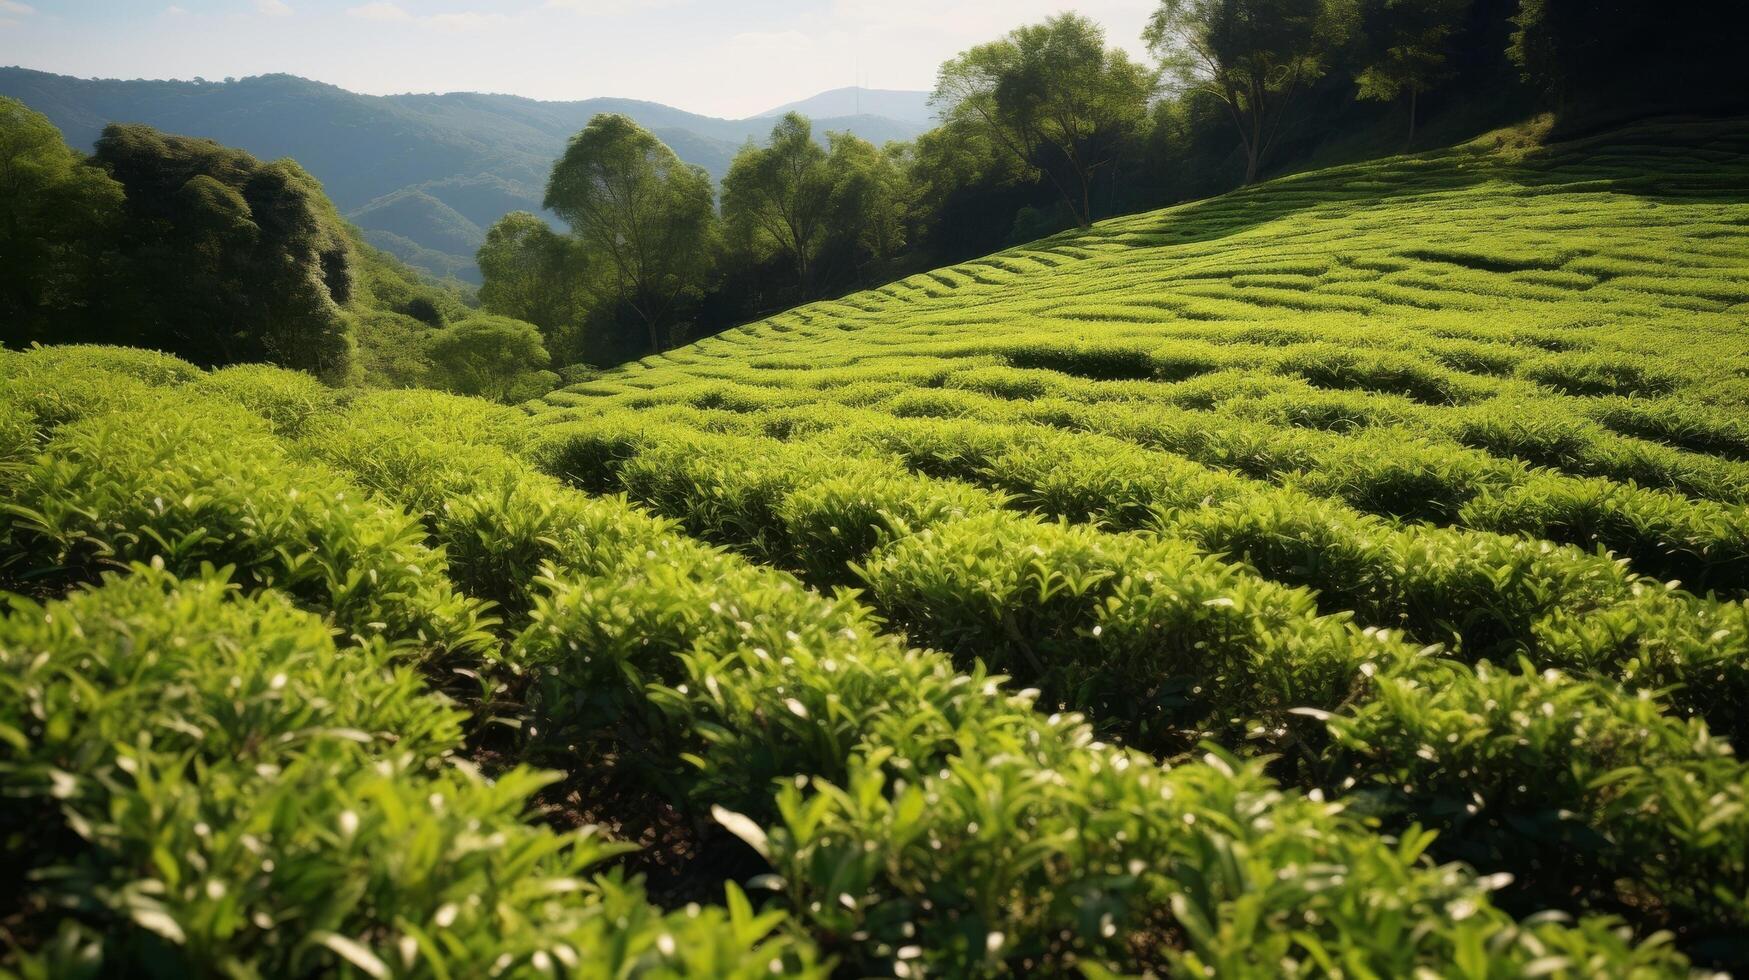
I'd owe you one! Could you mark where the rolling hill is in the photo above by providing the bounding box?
[757,86,934,124]
[0,67,929,283]
[5,116,1748,974]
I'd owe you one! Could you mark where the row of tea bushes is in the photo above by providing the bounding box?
[0,351,826,976]
[518,406,1748,950]
[279,382,1691,975]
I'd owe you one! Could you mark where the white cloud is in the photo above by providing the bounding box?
[545,0,688,12]
[256,0,292,16]
[343,3,507,32]
[426,11,511,31]
[0,0,35,15]
[164,4,190,14]
[346,1,413,22]
[726,29,816,56]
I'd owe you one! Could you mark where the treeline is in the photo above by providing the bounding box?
[483,0,1748,365]
[0,98,575,399]
[0,97,482,385]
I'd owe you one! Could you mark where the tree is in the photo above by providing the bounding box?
[903,119,1034,260]
[721,114,834,296]
[0,98,123,345]
[1354,0,1467,148]
[422,315,555,403]
[822,133,912,280]
[1146,0,1356,185]
[476,211,589,360]
[933,14,1156,228]
[544,114,715,354]
[1508,1,1746,110]
[93,123,358,380]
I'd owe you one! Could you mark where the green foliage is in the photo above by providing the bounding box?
[0,98,124,345]
[0,382,493,655]
[1324,658,1748,942]
[0,565,825,978]
[1146,0,1357,182]
[93,124,359,381]
[422,314,556,403]
[722,114,834,295]
[350,309,436,388]
[1352,0,1467,145]
[7,119,1749,975]
[934,13,1156,226]
[194,363,336,437]
[545,114,717,353]
[2,108,465,385]
[334,389,1691,976]
[521,121,1749,969]
[477,210,590,359]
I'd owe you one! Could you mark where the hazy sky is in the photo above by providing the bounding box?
[2,0,1159,118]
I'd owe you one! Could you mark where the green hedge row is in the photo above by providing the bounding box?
[306,386,1690,975]
[0,567,821,978]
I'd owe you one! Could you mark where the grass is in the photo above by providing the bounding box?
[3,115,1748,974]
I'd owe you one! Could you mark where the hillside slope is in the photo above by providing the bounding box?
[0,68,926,281]
[5,119,1748,974]
[524,116,1749,961]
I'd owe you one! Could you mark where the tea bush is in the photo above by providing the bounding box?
[0,565,823,978]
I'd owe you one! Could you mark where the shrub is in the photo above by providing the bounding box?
[1322,658,1748,940]
[1517,352,1680,398]
[195,363,336,437]
[0,565,820,978]
[0,397,493,656]
[423,314,556,403]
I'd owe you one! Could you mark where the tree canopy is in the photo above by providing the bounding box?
[722,113,835,297]
[0,97,123,347]
[1354,0,1467,147]
[544,114,716,354]
[1146,0,1356,184]
[934,14,1156,227]
[94,123,360,380]
[476,210,589,360]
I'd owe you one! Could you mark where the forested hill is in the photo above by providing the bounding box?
[0,68,926,283]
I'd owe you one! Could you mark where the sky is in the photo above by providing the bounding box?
[0,0,1159,118]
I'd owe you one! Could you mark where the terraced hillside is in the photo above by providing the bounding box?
[3,117,1747,976]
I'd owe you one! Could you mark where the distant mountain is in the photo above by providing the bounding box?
[0,68,930,283]
[759,87,934,126]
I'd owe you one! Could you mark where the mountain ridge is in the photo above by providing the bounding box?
[757,86,934,124]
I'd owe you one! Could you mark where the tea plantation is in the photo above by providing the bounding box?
[4,117,1748,976]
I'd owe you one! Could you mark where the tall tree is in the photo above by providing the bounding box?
[1146,0,1356,184]
[933,14,1156,228]
[822,133,912,279]
[1354,0,1468,148]
[903,119,1033,261]
[476,211,589,360]
[544,114,715,354]
[0,98,124,346]
[93,124,358,380]
[721,113,834,296]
